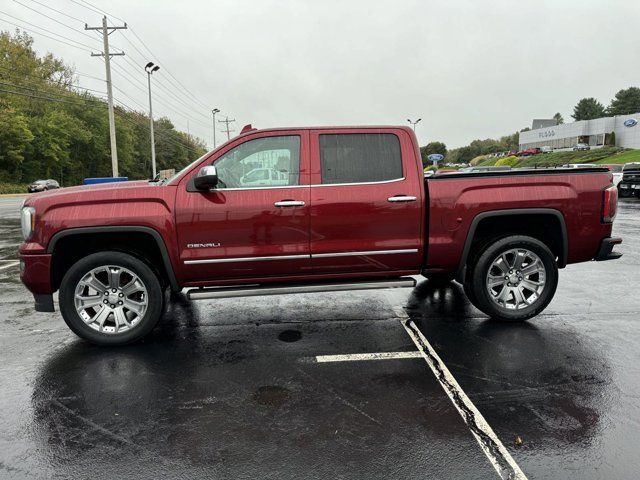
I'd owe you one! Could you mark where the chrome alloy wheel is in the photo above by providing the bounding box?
[74,265,148,334]
[486,248,546,310]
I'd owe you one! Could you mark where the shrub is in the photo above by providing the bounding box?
[495,156,519,167]
[0,183,29,194]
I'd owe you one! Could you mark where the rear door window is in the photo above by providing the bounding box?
[319,133,403,184]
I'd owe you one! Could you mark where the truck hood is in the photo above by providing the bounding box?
[24,180,176,216]
[28,180,151,200]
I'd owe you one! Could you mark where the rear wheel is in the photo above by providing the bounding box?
[59,251,163,345]
[468,235,558,322]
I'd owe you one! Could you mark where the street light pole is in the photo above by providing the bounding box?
[211,108,220,148]
[145,62,160,178]
[407,118,422,132]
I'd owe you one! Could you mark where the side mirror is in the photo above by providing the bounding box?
[194,165,219,190]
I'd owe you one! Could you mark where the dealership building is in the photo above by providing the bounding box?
[518,113,640,150]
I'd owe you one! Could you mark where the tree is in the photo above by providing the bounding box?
[572,98,606,121]
[553,112,564,124]
[607,87,640,116]
[0,29,207,186]
[420,141,446,165]
[0,105,33,180]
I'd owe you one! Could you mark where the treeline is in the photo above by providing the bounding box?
[0,30,207,186]
[427,87,640,165]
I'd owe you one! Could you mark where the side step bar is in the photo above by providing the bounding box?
[186,277,416,300]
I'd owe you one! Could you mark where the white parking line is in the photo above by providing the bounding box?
[314,351,422,363]
[400,317,527,480]
[0,261,19,271]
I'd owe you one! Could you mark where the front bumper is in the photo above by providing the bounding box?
[594,237,622,261]
[19,253,55,312]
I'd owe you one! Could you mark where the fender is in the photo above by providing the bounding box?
[456,208,568,279]
[47,226,180,292]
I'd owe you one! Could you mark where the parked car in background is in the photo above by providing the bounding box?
[540,146,553,153]
[573,143,591,151]
[561,164,595,169]
[618,162,640,197]
[517,147,542,157]
[603,164,623,186]
[457,165,513,173]
[27,179,59,193]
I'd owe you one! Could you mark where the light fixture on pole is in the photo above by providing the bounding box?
[407,118,422,132]
[211,108,220,148]
[145,61,160,178]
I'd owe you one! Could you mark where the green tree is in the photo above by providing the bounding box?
[420,141,446,166]
[553,112,564,124]
[0,105,33,180]
[572,98,606,121]
[0,29,206,186]
[607,87,640,116]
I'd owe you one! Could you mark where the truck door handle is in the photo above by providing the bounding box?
[274,200,306,207]
[387,195,417,203]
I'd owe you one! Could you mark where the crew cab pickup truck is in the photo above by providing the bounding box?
[19,126,622,345]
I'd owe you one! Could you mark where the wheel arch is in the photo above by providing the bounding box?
[457,208,568,281]
[48,226,180,292]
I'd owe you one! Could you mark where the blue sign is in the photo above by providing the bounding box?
[427,153,444,162]
[83,177,129,185]
[624,118,637,127]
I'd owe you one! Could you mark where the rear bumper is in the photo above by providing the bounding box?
[594,237,622,261]
[19,253,55,312]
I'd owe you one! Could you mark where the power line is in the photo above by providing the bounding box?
[0,16,92,52]
[66,0,218,122]
[0,85,107,107]
[0,10,96,50]
[11,0,103,47]
[29,0,86,24]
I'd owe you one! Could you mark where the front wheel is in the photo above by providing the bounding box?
[468,235,558,322]
[59,251,164,345]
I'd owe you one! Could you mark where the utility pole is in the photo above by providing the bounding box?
[211,108,220,148]
[218,116,236,140]
[144,62,160,178]
[86,16,127,177]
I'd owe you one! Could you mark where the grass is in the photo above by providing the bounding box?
[594,149,640,164]
[0,183,29,195]
[473,147,640,168]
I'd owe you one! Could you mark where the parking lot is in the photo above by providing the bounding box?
[1,196,639,479]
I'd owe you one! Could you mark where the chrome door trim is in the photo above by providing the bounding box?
[184,254,310,265]
[183,249,419,265]
[310,177,405,187]
[212,184,309,191]
[312,249,418,258]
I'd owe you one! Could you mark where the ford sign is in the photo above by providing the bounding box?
[427,153,444,162]
[624,118,638,127]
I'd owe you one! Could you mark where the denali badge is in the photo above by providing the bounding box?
[187,242,221,248]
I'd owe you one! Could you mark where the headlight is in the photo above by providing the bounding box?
[21,206,35,240]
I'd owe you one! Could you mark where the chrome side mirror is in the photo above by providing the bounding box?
[194,165,219,190]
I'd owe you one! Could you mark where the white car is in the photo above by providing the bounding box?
[240,168,290,187]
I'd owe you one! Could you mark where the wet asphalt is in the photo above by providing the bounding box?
[0,196,639,479]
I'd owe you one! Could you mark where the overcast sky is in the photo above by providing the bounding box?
[3,0,640,149]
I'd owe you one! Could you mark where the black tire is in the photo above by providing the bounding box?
[59,251,164,345]
[469,235,558,322]
[619,187,633,198]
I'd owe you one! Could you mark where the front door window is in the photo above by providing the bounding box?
[214,136,300,188]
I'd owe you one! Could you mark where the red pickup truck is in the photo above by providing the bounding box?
[19,126,621,345]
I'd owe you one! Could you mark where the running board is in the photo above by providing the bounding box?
[186,277,416,300]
